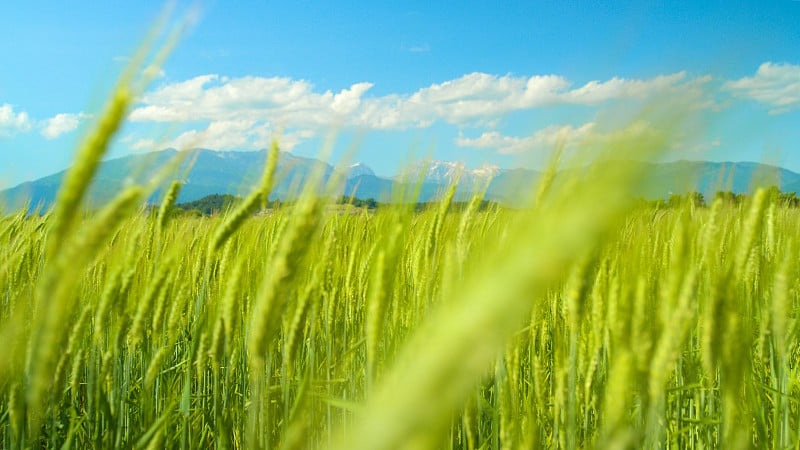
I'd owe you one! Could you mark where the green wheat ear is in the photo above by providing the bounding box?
[158,181,183,231]
[210,139,280,252]
[5,9,798,449]
[332,110,681,450]
[18,12,184,426]
[48,86,132,259]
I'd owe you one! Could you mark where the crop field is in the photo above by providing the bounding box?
[3,127,800,449]
[2,21,800,450]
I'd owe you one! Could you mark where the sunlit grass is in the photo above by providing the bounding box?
[2,12,798,450]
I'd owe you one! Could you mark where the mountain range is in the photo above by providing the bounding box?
[3,148,800,211]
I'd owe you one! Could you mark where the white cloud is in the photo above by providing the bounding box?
[130,71,709,129]
[40,112,88,139]
[130,75,375,127]
[0,104,33,137]
[724,62,800,113]
[456,121,661,155]
[456,123,597,154]
[367,72,710,127]
[361,73,570,127]
[168,120,263,150]
[132,119,263,151]
[125,70,712,152]
[564,72,713,104]
[132,120,313,152]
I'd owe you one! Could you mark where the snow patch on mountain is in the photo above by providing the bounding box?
[346,162,376,179]
[401,159,504,186]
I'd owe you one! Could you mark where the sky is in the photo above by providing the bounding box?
[1,1,799,189]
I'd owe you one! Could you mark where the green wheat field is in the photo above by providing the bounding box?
[3,29,800,450]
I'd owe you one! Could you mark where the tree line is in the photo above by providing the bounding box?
[641,186,800,209]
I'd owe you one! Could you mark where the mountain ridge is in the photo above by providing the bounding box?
[2,149,800,211]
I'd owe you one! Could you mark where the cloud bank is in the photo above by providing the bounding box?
[725,62,800,114]
[128,70,712,151]
[455,121,665,154]
[456,124,597,154]
[4,62,793,156]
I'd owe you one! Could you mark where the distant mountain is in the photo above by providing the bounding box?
[633,160,800,199]
[1,149,333,211]
[346,162,375,179]
[2,149,800,211]
[344,174,447,203]
[401,159,502,189]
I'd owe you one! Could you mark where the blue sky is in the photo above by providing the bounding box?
[1,1,799,188]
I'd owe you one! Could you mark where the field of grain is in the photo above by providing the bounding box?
[2,34,800,450]
[3,137,800,449]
